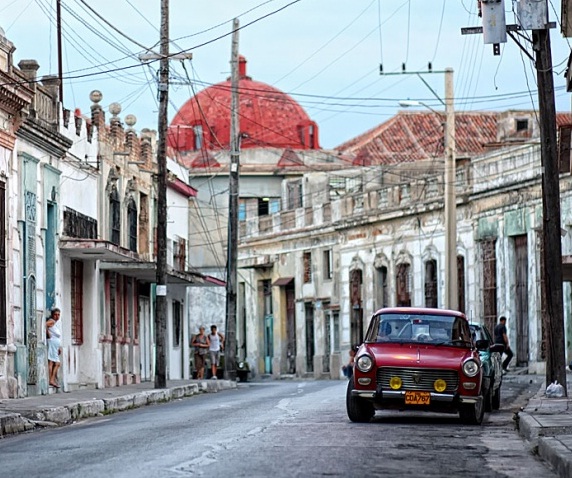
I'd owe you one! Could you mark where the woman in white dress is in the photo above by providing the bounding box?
[46,308,62,388]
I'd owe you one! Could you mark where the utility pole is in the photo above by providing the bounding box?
[224,18,240,381]
[56,0,63,102]
[444,68,457,311]
[141,3,192,389]
[463,1,567,394]
[154,0,169,389]
[387,67,457,309]
[533,22,567,393]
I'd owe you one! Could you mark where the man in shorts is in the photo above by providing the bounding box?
[191,326,209,379]
[208,325,224,379]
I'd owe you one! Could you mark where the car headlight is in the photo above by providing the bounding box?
[356,354,373,373]
[462,359,480,377]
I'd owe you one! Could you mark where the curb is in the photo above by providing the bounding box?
[0,380,236,438]
[537,436,572,478]
[517,412,541,443]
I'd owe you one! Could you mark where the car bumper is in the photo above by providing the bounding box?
[351,389,482,406]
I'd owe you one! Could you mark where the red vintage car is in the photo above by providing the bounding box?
[346,307,487,425]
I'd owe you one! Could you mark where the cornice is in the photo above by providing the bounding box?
[16,118,72,158]
[0,70,33,114]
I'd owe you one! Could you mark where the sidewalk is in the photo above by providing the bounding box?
[517,371,572,478]
[0,378,237,438]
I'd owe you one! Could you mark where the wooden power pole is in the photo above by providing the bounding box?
[56,0,64,102]
[224,18,240,381]
[464,0,567,395]
[533,24,568,394]
[154,0,170,389]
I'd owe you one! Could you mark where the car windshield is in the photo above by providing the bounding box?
[365,312,472,346]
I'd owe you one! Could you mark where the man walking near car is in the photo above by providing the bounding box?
[494,316,513,373]
[208,325,224,379]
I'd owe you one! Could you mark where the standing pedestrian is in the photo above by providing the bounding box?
[46,308,62,388]
[342,347,356,379]
[208,325,224,379]
[191,326,209,379]
[494,316,513,373]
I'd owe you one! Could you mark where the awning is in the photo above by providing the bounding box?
[99,261,226,287]
[272,277,294,287]
[59,239,140,262]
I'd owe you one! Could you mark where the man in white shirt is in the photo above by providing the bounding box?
[208,325,224,379]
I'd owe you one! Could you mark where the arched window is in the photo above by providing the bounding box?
[110,187,120,245]
[127,197,137,252]
[424,259,438,308]
[396,263,412,307]
[350,268,363,346]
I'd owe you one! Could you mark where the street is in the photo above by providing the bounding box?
[0,375,554,478]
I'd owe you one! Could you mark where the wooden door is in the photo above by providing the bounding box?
[514,235,529,365]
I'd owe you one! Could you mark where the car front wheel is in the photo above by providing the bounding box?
[492,385,501,410]
[346,378,375,423]
[484,385,493,412]
[459,397,484,425]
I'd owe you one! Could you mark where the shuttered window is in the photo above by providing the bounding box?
[303,251,312,283]
[71,260,84,345]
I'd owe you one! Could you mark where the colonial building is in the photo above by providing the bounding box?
[0,28,223,398]
[172,64,572,380]
[234,110,572,378]
[168,56,352,372]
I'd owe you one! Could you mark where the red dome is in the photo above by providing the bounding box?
[168,56,319,152]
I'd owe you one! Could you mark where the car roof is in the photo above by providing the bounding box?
[374,307,467,320]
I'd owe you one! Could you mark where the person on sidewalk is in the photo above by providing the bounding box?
[208,325,224,379]
[342,347,356,379]
[46,308,63,388]
[191,326,209,379]
[494,316,513,372]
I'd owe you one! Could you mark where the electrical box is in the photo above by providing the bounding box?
[481,0,507,46]
[562,0,572,37]
[517,0,548,30]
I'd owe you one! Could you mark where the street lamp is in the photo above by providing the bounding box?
[398,68,457,310]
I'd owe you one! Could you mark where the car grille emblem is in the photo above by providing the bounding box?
[413,373,422,384]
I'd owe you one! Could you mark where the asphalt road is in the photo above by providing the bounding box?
[0,375,554,478]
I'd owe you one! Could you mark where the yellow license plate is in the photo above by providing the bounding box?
[405,391,431,405]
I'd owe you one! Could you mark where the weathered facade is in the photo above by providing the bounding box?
[0,28,222,397]
[169,55,572,379]
[236,123,572,378]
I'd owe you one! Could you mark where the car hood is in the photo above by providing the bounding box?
[367,343,475,369]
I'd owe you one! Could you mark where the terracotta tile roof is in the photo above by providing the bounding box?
[336,111,572,166]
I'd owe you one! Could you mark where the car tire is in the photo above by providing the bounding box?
[346,377,375,423]
[459,398,484,425]
[492,385,501,410]
[484,384,493,413]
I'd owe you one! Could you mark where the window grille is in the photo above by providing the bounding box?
[110,187,120,245]
[128,198,137,252]
[71,260,84,345]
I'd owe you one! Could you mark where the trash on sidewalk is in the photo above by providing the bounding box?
[545,381,565,398]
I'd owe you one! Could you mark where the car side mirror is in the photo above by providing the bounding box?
[489,343,505,353]
[475,339,490,351]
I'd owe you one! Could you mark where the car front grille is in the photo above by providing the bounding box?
[377,367,459,392]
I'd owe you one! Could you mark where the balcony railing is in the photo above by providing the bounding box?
[241,169,478,240]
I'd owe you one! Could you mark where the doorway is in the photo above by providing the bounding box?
[514,235,529,365]
[139,296,152,381]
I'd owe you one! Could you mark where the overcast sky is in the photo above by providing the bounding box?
[2,0,571,149]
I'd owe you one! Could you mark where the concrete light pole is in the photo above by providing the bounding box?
[398,68,457,310]
[443,68,457,311]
